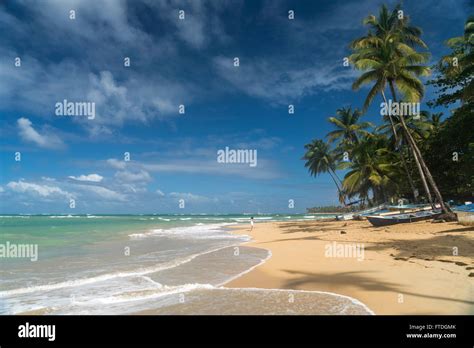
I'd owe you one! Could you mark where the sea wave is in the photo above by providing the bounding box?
[49,215,81,218]
[0,244,243,298]
[77,283,216,305]
[0,215,31,218]
[128,223,242,240]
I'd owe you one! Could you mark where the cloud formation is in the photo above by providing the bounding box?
[115,170,152,183]
[7,180,72,198]
[17,118,64,149]
[213,56,359,104]
[68,174,104,182]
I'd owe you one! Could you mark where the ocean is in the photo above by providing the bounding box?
[0,214,372,315]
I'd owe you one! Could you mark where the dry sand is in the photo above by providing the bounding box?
[225,219,474,315]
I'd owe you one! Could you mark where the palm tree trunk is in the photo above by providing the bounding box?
[399,138,420,203]
[332,170,344,187]
[388,81,451,214]
[329,170,346,205]
[377,186,388,205]
[381,90,399,142]
[409,142,434,206]
[387,81,433,206]
[381,89,419,202]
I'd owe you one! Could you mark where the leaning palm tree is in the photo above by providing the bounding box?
[349,6,424,203]
[326,107,373,147]
[350,4,452,214]
[350,37,424,203]
[303,139,346,204]
[351,37,434,205]
[378,111,434,142]
[386,58,451,213]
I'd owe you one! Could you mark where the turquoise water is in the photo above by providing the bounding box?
[0,213,372,315]
[0,213,336,258]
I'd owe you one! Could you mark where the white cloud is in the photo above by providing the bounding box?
[106,158,127,170]
[120,183,147,194]
[169,192,217,203]
[115,170,151,183]
[156,189,165,196]
[176,15,206,48]
[76,184,127,202]
[16,0,144,44]
[0,0,212,135]
[5,177,131,205]
[142,159,281,179]
[144,0,233,49]
[68,174,104,182]
[17,117,64,149]
[86,70,168,127]
[0,2,234,128]
[213,56,358,104]
[6,180,71,198]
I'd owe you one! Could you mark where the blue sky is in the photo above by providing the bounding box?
[0,0,471,214]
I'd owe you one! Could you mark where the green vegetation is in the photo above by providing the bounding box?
[425,15,474,202]
[306,206,357,214]
[304,5,473,216]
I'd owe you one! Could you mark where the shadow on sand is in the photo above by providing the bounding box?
[281,269,474,305]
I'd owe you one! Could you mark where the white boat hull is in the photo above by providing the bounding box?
[457,211,474,226]
[336,204,386,221]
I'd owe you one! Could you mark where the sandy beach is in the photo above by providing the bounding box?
[226,219,474,315]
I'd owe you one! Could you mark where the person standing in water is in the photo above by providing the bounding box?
[250,216,254,231]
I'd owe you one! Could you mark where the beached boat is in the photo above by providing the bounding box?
[366,209,442,227]
[336,204,387,221]
[386,203,439,213]
[453,204,474,226]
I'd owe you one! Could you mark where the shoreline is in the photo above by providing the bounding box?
[221,223,375,314]
[224,219,474,315]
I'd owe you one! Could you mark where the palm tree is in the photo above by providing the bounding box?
[350,4,451,214]
[339,134,401,204]
[388,78,450,212]
[353,4,428,50]
[378,111,436,142]
[428,112,443,132]
[420,111,443,138]
[350,36,424,203]
[326,107,373,147]
[350,5,430,113]
[349,6,426,203]
[303,139,346,204]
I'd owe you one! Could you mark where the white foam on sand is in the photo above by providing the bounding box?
[218,287,375,315]
[0,243,244,298]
